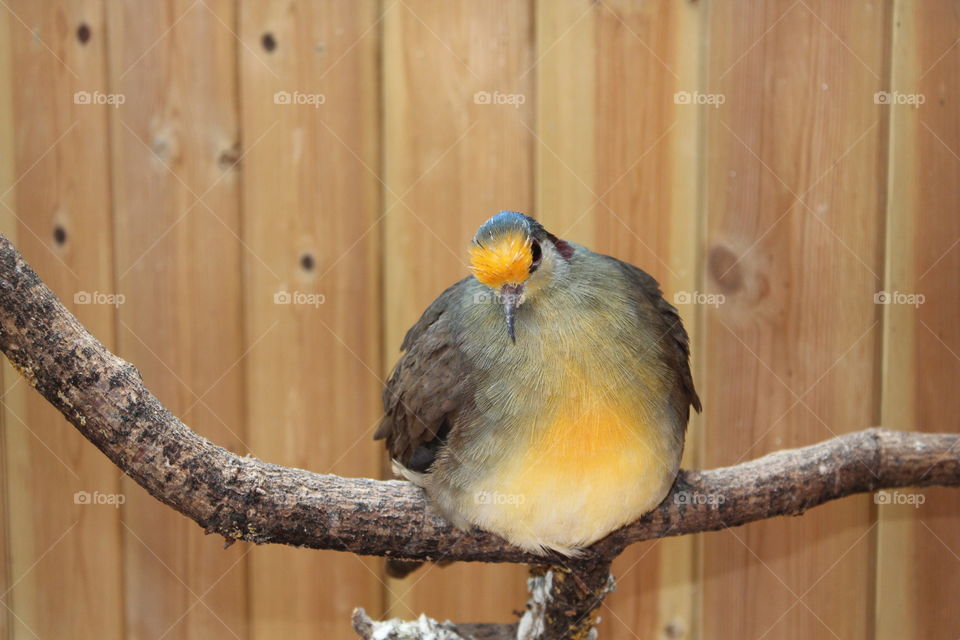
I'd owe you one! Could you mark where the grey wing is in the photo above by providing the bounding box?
[374,277,473,472]
[614,260,702,419]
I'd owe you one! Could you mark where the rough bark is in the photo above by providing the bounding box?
[351,561,613,640]
[352,607,516,640]
[0,231,958,638]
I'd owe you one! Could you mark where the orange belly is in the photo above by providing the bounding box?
[466,400,677,554]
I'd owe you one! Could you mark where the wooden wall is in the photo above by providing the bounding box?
[0,1,957,638]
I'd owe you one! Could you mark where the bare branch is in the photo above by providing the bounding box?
[0,230,957,572]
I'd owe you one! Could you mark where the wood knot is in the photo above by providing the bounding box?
[299,252,315,272]
[705,242,774,312]
[708,245,743,294]
[218,144,242,171]
[150,132,177,165]
[664,619,686,638]
[53,225,67,247]
[261,32,277,52]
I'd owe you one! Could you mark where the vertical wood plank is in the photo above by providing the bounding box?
[876,1,960,637]
[594,0,706,635]
[536,0,596,246]
[1,1,124,638]
[382,0,533,624]
[238,1,383,638]
[106,1,248,638]
[701,1,889,638]
[537,1,705,638]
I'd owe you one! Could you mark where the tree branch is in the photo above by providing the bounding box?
[0,232,957,565]
[0,231,958,638]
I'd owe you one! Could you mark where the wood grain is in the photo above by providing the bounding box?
[535,1,706,638]
[876,1,960,638]
[382,0,534,624]
[105,1,248,637]
[0,205,958,635]
[702,1,889,638]
[237,1,383,638]
[594,2,705,639]
[0,1,957,636]
[535,0,596,246]
[1,1,124,638]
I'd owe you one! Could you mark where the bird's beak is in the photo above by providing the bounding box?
[499,283,524,343]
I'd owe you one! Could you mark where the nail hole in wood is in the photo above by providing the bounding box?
[300,253,315,272]
[218,145,241,171]
[77,23,91,44]
[53,225,67,246]
[261,32,277,52]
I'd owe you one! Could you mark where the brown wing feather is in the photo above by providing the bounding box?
[374,277,473,471]
[614,260,702,418]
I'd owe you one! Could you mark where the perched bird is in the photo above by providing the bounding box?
[375,211,699,575]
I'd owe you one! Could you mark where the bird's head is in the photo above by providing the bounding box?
[468,211,574,342]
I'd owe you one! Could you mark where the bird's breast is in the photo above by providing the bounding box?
[440,280,682,553]
[456,387,678,554]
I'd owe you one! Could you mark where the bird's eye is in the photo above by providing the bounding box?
[529,240,542,272]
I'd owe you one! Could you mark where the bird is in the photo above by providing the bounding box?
[375,211,700,577]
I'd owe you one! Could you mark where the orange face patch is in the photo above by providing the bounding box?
[469,231,533,288]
